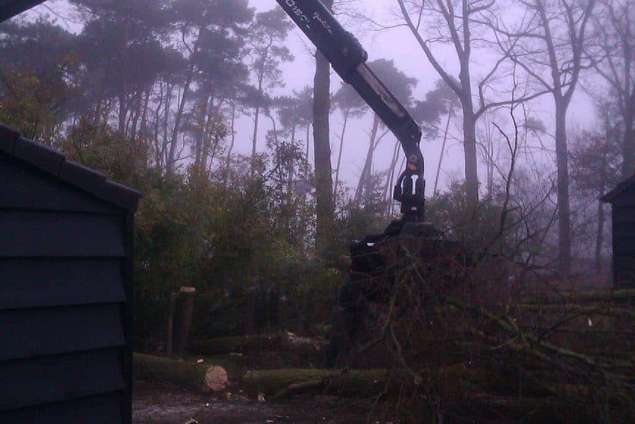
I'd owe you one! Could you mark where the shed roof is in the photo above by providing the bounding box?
[0,0,46,22]
[0,124,141,210]
[601,174,635,203]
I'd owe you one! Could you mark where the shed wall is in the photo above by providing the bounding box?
[0,153,132,422]
[612,200,635,288]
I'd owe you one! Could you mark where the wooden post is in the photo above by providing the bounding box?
[166,291,178,355]
[173,286,197,356]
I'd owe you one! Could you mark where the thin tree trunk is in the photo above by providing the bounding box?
[354,114,380,204]
[251,71,265,175]
[434,106,453,195]
[383,140,401,217]
[333,109,350,201]
[305,123,311,176]
[194,95,210,171]
[555,104,572,277]
[225,102,237,183]
[139,88,151,138]
[596,114,611,275]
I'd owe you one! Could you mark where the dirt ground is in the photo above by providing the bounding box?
[133,380,378,424]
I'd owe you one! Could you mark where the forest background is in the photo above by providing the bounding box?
[0,0,632,346]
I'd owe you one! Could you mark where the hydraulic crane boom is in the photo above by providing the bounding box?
[276,0,426,221]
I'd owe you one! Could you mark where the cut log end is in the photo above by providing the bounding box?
[205,365,229,392]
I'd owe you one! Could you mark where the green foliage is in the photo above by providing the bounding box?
[426,182,514,254]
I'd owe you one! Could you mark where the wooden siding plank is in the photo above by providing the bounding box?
[0,211,124,257]
[0,154,120,214]
[0,304,125,361]
[0,349,124,412]
[613,242,635,256]
[612,207,635,224]
[0,393,122,423]
[0,259,125,310]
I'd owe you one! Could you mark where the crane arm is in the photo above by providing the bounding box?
[276,0,425,220]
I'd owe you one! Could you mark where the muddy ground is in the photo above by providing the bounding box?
[133,380,381,424]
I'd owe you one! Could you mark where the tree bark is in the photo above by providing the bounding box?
[463,109,479,204]
[555,105,572,277]
[313,1,335,256]
[251,71,265,175]
[224,102,237,184]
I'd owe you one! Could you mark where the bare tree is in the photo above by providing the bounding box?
[394,0,542,205]
[590,0,635,178]
[493,0,597,277]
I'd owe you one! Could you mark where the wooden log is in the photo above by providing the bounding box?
[526,289,635,305]
[134,353,228,393]
[189,332,326,356]
[241,368,395,398]
[166,291,177,355]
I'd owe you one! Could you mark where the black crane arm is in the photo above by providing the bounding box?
[276,0,425,220]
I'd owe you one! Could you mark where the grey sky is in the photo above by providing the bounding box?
[28,0,599,196]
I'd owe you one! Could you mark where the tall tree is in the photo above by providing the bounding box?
[313,0,335,257]
[248,7,293,173]
[0,19,78,142]
[590,0,635,178]
[496,0,596,276]
[332,83,367,200]
[412,79,460,195]
[570,105,622,274]
[395,0,503,205]
[167,0,254,174]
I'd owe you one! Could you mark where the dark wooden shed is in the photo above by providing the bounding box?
[0,125,140,423]
[602,175,635,289]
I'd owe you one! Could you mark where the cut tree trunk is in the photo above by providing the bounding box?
[172,287,197,356]
[134,353,229,393]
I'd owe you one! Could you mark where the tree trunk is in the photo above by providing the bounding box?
[463,109,479,204]
[305,122,311,172]
[168,68,194,176]
[251,68,266,175]
[555,105,572,277]
[383,140,401,217]
[354,114,380,204]
[333,109,350,201]
[134,354,229,393]
[225,102,237,184]
[194,95,210,171]
[313,12,335,256]
[434,106,454,195]
[596,116,610,275]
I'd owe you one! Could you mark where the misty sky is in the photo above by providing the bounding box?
[29,0,599,195]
